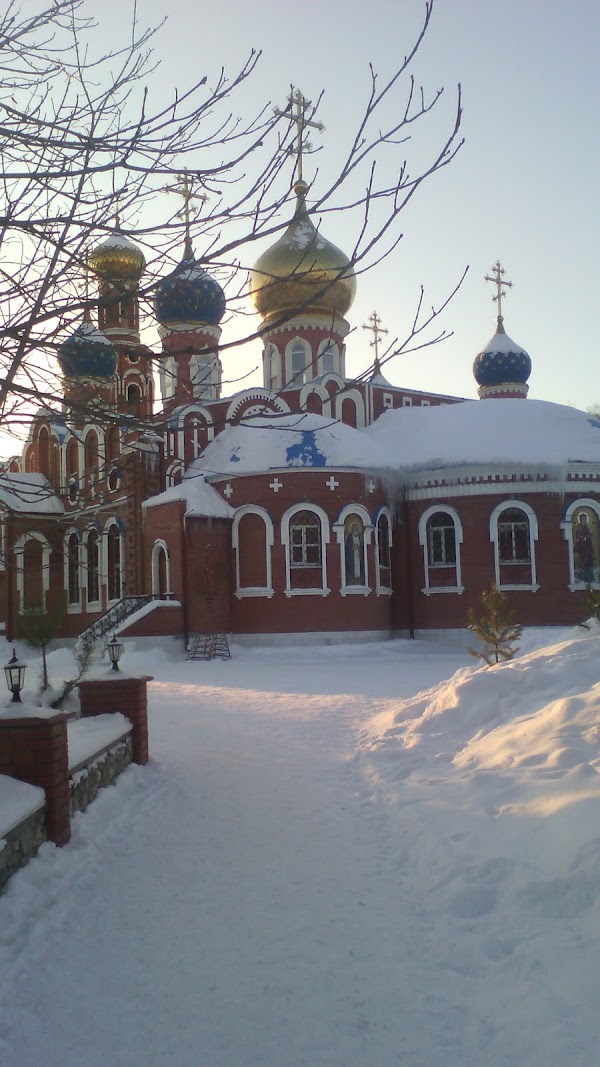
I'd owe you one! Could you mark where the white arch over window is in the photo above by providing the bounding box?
[561,497,600,590]
[190,352,217,400]
[489,499,539,591]
[374,506,394,595]
[103,518,124,604]
[151,539,172,598]
[63,528,82,613]
[160,355,177,400]
[263,343,281,391]
[281,502,331,597]
[299,382,332,417]
[334,388,366,428]
[14,531,52,613]
[166,460,184,487]
[418,504,464,595]
[232,505,274,598]
[332,503,372,595]
[285,337,312,386]
[317,340,339,376]
[225,389,290,424]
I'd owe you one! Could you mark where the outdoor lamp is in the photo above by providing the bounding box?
[106,634,123,671]
[4,648,27,703]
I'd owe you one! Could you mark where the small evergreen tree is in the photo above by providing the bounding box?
[467,584,522,666]
[50,639,94,709]
[579,585,600,628]
[18,597,66,691]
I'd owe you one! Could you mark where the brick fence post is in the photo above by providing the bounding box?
[0,713,71,845]
[78,676,153,765]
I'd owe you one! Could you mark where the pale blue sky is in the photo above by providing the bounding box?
[96,0,599,408]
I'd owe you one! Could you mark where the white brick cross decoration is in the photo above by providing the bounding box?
[269,478,283,493]
[325,476,339,491]
[223,483,233,498]
[367,478,376,493]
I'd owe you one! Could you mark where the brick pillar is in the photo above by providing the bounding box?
[78,676,152,765]
[0,713,70,845]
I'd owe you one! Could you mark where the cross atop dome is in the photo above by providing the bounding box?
[274,88,325,185]
[485,259,513,325]
[163,170,208,259]
[363,311,389,373]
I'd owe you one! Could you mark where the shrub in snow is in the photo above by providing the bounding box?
[467,584,522,666]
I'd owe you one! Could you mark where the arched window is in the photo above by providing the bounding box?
[190,353,214,399]
[106,524,122,602]
[15,533,51,614]
[84,430,98,486]
[105,424,119,465]
[490,501,538,590]
[161,356,177,401]
[375,510,392,593]
[282,506,330,595]
[86,529,100,606]
[418,506,464,594]
[233,508,274,598]
[127,382,141,414]
[562,500,600,589]
[318,341,338,375]
[290,341,310,386]
[265,344,280,391]
[151,541,171,598]
[38,427,50,478]
[340,397,358,428]
[66,532,80,608]
[66,438,79,480]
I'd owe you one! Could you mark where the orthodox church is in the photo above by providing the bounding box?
[1,158,600,648]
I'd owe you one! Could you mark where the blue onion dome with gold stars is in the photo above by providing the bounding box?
[87,231,146,284]
[154,252,226,328]
[473,317,532,393]
[57,317,117,378]
[249,180,357,328]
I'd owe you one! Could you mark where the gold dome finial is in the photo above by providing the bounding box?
[87,212,146,285]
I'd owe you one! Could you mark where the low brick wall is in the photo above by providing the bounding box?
[0,805,46,893]
[70,734,133,814]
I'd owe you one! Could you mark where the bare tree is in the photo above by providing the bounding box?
[0,0,463,444]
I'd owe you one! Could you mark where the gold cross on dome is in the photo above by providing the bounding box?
[485,260,513,320]
[274,88,325,184]
[362,311,389,363]
[163,170,208,257]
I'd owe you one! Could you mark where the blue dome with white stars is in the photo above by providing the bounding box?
[155,258,225,328]
[473,319,531,389]
[58,320,117,379]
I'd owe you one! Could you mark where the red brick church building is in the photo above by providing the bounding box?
[1,176,599,648]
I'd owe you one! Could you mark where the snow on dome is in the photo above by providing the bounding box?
[155,257,225,328]
[143,474,234,519]
[189,412,388,478]
[57,320,117,379]
[364,399,600,472]
[473,322,532,392]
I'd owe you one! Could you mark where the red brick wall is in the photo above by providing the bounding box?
[79,677,150,765]
[0,714,70,845]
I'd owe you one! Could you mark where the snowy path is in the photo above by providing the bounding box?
[0,647,471,1067]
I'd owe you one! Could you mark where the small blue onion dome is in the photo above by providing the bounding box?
[58,319,117,379]
[473,318,531,388]
[155,258,226,327]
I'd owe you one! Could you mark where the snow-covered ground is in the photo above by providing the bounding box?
[1,627,599,1066]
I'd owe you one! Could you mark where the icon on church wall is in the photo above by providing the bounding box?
[572,508,599,584]
[344,514,365,585]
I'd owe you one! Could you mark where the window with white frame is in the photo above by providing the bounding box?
[282,506,329,594]
[376,511,392,591]
[318,341,338,375]
[66,532,81,608]
[419,506,464,594]
[151,540,171,598]
[86,528,100,605]
[233,507,274,598]
[161,356,177,400]
[289,341,311,386]
[190,353,215,399]
[106,524,122,602]
[265,344,280,391]
[490,501,538,590]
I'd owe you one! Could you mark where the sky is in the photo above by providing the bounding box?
[86,0,599,409]
[3,626,600,1064]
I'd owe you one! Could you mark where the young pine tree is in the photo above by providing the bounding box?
[467,584,523,666]
[18,596,66,691]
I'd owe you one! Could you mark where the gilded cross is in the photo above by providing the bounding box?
[485,260,512,320]
[274,88,324,184]
[163,170,208,258]
[362,311,389,364]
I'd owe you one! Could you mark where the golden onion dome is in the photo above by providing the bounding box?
[250,181,356,327]
[87,231,146,284]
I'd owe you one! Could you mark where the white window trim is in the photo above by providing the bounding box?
[84,527,102,610]
[489,499,539,591]
[281,503,330,597]
[160,354,177,401]
[285,337,312,387]
[151,538,172,597]
[317,339,339,376]
[332,503,372,596]
[299,382,331,417]
[63,529,82,614]
[166,460,184,488]
[561,497,600,591]
[263,343,281,391]
[418,504,464,595]
[374,507,394,595]
[104,519,124,606]
[14,532,52,614]
[334,387,366,428]
[232,506,274,599]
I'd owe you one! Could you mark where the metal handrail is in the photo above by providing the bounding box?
[79,594,160,646]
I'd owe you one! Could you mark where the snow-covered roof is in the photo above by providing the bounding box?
[143,475,234,519]
[0,473,63,514]
[365,399,600,471]
[190,412,389,478]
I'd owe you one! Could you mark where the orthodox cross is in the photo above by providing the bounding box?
[362,311,389,367]
[274,88,324,184]
[485,260,512,320]
[163,170,208,257]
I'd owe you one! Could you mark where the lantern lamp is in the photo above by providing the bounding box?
[106,634,123,671]
[4,648,27,703]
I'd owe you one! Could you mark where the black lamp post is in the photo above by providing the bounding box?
[4,648,27,703]
[106,634,123,671]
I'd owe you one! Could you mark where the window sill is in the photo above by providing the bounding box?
[67,604,82,614]
[284,587,330,597]
[569,582,600,592]
[422,585,465,596]
[497,584,539,592]
[375,587,393,597]
[340,586,371,597]
[235,588,274,599]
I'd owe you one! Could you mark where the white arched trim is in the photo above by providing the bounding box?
[374,506,394,595]
[334,388,366,428]
[299,381,332,417]
[332,503,373,596]
[561,497,600,591]
[160,355,178,401]
[166,460,184,488]
[281,502,331,597]
[489,499,539,591]
[225,389,290,424]
[418,504,465,595]
[14,531,52,613]
[285,336,312,386]
[103,518,124,604]
[151,538,172,598]
[63,527,82,614]
[317,339,340,376]
[263,343,282,391]
[232,505,274,599]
